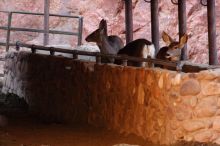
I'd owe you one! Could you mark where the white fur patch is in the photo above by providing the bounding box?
[141,44,155,67]
[143,44,156,58]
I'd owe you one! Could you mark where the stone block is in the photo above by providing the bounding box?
[194,97,218,118]
[180,79,201,96]
[137,83,145,105]
[202,82,220,96]
[213,117,220,132]
[183,120,209,132]
[193,130,213,142]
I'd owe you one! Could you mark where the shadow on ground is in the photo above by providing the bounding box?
[0,93,219,146]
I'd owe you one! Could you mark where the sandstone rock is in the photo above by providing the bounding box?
[180,79,201,96]
[202,82,220,96]
[184,135,194,142]
[158,75,164,89]
[182,120,207,132]
[171,73,181,86]
[137,83,145,105]
[106,81,111,90]
[2,0,220,64]
[165,73,172,90]
[169,92,180,100]
[170,120,180,130]
[196,70,218,80]
[217,98,220,108]
[215,137,220,145]
[194,97,218,118]
[193,130,213,142]
[174,104,192,121]
[213,117,220,132]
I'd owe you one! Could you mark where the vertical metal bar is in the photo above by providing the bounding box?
[125,0,133,44]
[178,0,187,60]
[44,0,50,46]
[6,12,12,52]
[207,0,218,65]
[151,0,160,53]
[96,56,101,64]
[122,59,128,66]
[78,17,83,46]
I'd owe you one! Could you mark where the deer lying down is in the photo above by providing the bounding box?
[156,31,188,61]
[85,19,124,56]
[156,31,188,69]
[115,39,156,67]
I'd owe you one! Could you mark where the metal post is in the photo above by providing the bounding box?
[151,0,160,53]
[207,0,218,65]
[125,0,133,44]
[178,0,187,60]
[78,17,83,46]
[6,12,12,52]
[44,0,50,46]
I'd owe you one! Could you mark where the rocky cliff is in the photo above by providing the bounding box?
[0,0,220,64]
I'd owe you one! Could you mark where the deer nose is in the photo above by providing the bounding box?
[85,37,89,42]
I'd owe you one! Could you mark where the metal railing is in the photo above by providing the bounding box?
[15,42,196,72]
[0,10,83,51]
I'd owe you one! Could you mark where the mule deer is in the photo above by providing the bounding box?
[156,31,188,61]
[85,19,124,55]
[156,31,188,69]
[115,39,155,67]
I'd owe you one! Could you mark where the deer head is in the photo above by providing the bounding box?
[85,19,107,44]
[161,31,188,61]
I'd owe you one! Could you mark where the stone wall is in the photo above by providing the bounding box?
[3,51,220,145]
[3,51,92,123]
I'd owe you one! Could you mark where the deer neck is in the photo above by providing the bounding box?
[99,36,116,54]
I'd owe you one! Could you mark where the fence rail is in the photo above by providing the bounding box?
[15,42,187,71]
[0,11,83,51]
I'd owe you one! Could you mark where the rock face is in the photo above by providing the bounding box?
[4,51,220,145]
[1,0,220,64]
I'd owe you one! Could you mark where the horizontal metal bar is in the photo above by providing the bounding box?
[0,58,5,61]
[0,42,15,46]
[16,43,179,68]
[0,27,78,36]
[0,11,82,19]
[0,26,7,30]
[49,30,78,36]
[0,11,10,13]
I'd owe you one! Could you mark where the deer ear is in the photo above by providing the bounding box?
[99,19,107,35]
[178,34,188,48]
[99,19,107,28]
[99,27,105,34]
[162,31,173,46]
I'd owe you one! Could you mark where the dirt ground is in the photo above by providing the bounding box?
[0,118,148,146]
[0,94,219,146]
[0,105,152,146]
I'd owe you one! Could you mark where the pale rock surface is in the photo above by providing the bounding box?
[1,0,220,64]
